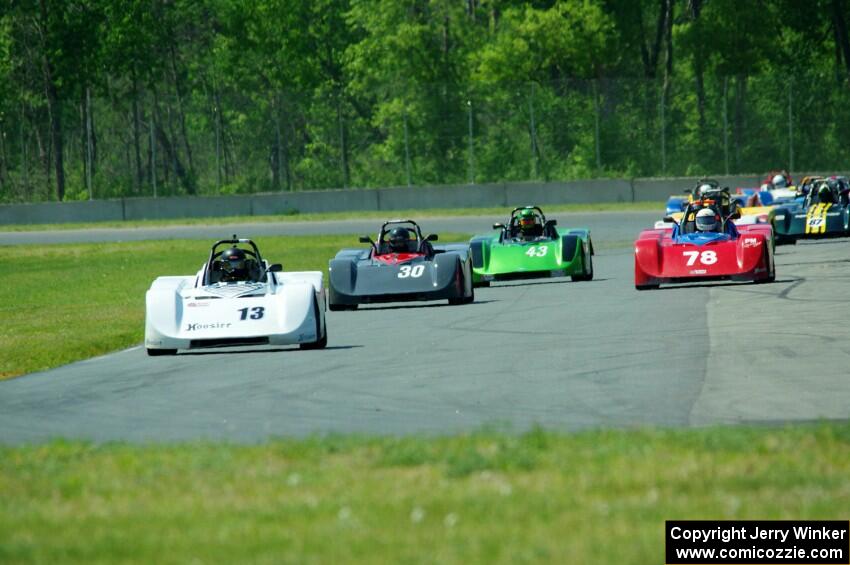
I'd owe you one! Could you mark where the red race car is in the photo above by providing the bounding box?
[635,201,775,290]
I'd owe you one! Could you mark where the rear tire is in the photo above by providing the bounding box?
[147,348,177,356]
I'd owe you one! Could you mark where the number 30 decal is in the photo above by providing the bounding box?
[398,265,425,278]
[683,250,718,266]
[524,246,549,257]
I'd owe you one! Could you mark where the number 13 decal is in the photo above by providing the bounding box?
[238,306,265,320]
[398,264,425,278]
[683,250,717,265]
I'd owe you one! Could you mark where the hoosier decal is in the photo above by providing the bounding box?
[185,322,232,331]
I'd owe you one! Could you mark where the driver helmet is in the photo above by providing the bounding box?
[772,174,788,189]
[387,227,411,252]
[817,183,833,203]
[695,208,719,232]
[696,183,714,197]
[221,247,248,280]
[518,208,541,234]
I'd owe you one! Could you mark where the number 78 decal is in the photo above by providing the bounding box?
[683,250,718,265]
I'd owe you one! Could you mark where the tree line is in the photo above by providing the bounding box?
[3,0,850,202]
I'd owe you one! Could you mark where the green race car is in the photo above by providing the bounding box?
[469,206,594,286]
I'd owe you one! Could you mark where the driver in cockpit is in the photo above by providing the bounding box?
[516,208,544,241]
[695,207,721,233]
[220,247,251,282]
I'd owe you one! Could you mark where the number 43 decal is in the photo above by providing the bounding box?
[683,250,718,266]
[524,246,549,257]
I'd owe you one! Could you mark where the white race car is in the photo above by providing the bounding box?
[145,236,327,355]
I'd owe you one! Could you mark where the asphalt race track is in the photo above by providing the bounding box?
[0,211,655,246]
[1,212,849,443]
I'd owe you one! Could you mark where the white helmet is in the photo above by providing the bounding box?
[695,208,718,232]
[698,183,713,194]
[772,174,787,188]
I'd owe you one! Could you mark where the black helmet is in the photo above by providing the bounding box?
[387,227,411,252]
[817,183,834,203]
[220,247,248,279]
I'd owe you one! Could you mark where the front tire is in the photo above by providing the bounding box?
[147,348,177,356]
[571,243,594,282]
[461,285,475,304]
[301,297,328,350]
[449,271,474,305]
[756,253,776,284]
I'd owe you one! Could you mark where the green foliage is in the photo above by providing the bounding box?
[4,1,850,202]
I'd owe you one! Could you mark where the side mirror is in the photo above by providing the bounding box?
[268,263,283,273]
[684,188,692,194]
[492,222,505,230]
[426,233,438,241]
[662,216,675,223]
[358,236,371,244]
[545,219,557,226]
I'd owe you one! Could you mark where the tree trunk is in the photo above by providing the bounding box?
[80,97,87,188]
[152,93,192,195]
[270,94,282,191]
[0,122,8,191]
[89,88,97,170]
[131,67,143,192]
[832,0,850,82]
[637,0,669,78]
[689,0,706,130]
[336,96,350,188]
[658,0,674,169]
[662,0,674,101]
[39,0,65,201]
[734,75,747,169]
[694,58,706,130]
[169,43,195,190]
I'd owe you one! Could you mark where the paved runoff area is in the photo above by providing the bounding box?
[1,213,848,443]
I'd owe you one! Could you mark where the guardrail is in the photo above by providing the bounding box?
[0,174,815,226]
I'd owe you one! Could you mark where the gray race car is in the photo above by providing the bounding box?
[327,220,474,310]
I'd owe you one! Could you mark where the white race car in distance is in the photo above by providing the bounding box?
[145,236,327,355]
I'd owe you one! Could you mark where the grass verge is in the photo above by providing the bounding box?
[0,234,471,379]
[1,202,663,232]
[1,423,848,563]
